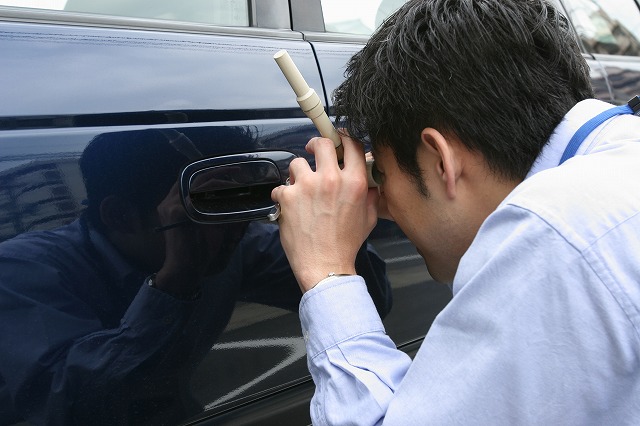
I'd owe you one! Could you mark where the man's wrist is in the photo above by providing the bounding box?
[303,272,355,292]
[147,273,201,301]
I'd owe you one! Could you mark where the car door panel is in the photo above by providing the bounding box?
[0,17,328,425]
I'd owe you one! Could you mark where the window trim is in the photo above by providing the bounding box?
[290,0,325,32]
[300,30,369,44]
[251,0,290,29]
[0,4,299,39]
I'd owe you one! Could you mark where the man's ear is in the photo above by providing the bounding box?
[99,195,138,234]
[420,127,461,199]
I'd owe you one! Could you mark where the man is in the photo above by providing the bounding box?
[0,129,391,425]
[271,0,640,424]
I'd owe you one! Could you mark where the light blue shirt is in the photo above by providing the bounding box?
[300,99,640,425]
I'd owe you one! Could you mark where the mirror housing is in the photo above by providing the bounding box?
[180,151,295,224]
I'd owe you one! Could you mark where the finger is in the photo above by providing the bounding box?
[341,134,366,174]
[287,157,311,184]
[306,137,340,171]
[271,184,286,203]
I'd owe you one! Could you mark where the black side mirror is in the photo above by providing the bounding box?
[180,151,295,223]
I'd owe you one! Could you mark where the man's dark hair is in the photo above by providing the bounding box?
[334,0,594,189]
[79,129,190,233]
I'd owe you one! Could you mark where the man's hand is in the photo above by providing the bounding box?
[271,135,378,292]
[154,182,246,299]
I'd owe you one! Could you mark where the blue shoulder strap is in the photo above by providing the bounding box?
[558,96,640,165]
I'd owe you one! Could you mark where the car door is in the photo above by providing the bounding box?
[0,2,332,425]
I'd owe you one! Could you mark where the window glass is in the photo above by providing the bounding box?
[562,0,640,56]
[320,0,408,35]
[0,0,250,27]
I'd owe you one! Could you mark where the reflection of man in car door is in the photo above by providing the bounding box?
[0,129,391,425]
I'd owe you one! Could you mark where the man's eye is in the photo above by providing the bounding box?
[371,161,385,185]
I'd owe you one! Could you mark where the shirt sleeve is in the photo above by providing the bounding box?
[299,204,640,425]
[0,257,196,426]
[299,276,411,426]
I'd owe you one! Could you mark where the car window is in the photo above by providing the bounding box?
[562,0,640,56]
[320,0,408,35]
[0,0,250,27]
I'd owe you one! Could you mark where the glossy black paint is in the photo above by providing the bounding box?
[0,24,320,118]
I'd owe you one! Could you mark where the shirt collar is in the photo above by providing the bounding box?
[526,99,614,179]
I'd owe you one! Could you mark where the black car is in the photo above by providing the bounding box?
[1,0,640,425]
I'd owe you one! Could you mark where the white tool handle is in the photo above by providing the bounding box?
[273,49,378,188]
[273,49,342,150]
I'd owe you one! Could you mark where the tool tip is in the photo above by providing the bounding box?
[274,49,288,60]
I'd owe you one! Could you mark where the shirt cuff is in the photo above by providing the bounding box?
[299,275,386,359]
[123,282,197,335]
